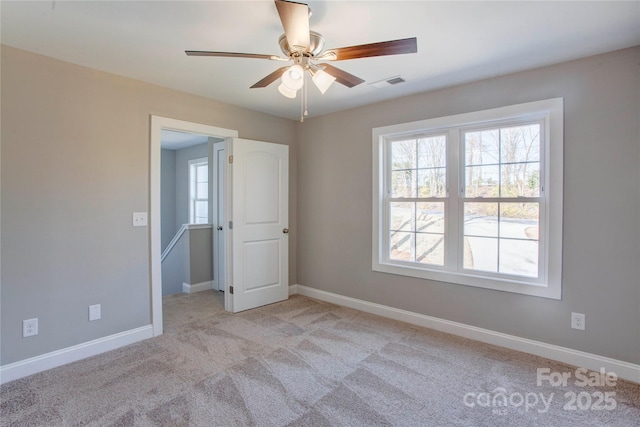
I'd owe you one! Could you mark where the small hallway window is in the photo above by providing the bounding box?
[189,157,208,224]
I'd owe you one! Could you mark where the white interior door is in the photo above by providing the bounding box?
[228,138,289,313]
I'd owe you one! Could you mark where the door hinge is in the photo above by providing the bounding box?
[229,221,233,229]
[229,286,234,294]
[229,155,233,164]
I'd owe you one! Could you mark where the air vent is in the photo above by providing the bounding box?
[369,75,407,88]
[387,77,406,85]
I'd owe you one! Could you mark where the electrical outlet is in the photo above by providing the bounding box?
[23,318,38,337]
[89,304,101,321]
[571,312,585,330]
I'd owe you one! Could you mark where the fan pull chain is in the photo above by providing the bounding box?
[300,75,304,123]
[300,74,309,123]
[304,77,309,118]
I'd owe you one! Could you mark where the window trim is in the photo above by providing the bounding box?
[372,98,563,299]
[189,157,209,224]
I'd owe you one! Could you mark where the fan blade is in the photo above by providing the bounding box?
[321,37,417,61]
[250,66,290,88]
[275,0,310,51]
[185,51,286,61]
[321,64,365,88]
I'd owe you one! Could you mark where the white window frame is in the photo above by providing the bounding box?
[189,157,209,224]
[372,98,563,299]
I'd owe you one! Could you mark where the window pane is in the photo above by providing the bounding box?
[500,203,539,240]
[500,124,540,163]
[417,135,446,168]
[392,170,416,198]
[465,165,499,198]
[196,164,208,181]
[500,239,538,277]
[390,202,414,231]
[464,203,498,237]
[465,129,500,166]
[196,183,208,199]
[189,168,196,198]
[464,236,498,272]
[418,168,446,197]
[390,231,414,262]
[416,233,444,266]
[195,201,208,223]
[416,202,444,233]
[391,139,415,170]
[500,162,540,197]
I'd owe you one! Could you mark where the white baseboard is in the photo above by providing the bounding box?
[5,287,637,385]
[292,284,640,384]
[0,325,154,385]
[182,280,214,294]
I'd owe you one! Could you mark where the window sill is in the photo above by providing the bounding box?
[373,261,561,300]
[185,223,213,229]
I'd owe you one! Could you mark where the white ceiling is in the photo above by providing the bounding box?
[161,129,211,150]
[2,1,639,121]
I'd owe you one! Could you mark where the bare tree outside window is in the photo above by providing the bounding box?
[462,123,541,277]
[389,136,446,265]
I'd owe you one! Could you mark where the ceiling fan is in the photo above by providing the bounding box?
[186,0,417,119]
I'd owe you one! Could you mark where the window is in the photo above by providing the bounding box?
[389,134,447,266]
[373,98,563,299]
[189,157,208,224]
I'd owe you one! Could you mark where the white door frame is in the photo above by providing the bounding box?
[211,141,227,292]
[150,116,238,336]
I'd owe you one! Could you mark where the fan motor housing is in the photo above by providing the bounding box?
[279,31,325,57]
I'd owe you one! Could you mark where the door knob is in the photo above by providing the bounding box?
[217,226,223,231]
[283,228,289,234]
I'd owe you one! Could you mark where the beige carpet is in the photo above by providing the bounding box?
[1,291,639,426]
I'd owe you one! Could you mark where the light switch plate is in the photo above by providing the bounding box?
[89,304,101,321]
[132,212,147,227]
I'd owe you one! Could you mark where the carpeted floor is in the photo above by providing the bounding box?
[1,291,639,426]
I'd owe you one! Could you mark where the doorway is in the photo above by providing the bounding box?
[150,116,238,336]
[151,117,290,335]
[160,130,214,296]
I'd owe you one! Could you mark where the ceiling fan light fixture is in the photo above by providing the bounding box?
[186,1,418,117]
[282,64,304,90]
[311,69,336,94]
[278,82,298,98]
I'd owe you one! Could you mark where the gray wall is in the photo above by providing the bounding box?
[161,142,209,252]
[161,231,190,296]
[1,46,297,365]
[160,149,176,252]
[296,46,640,365]
[189,228,213,285]
[175,143,209,229]
[160,226,212,295]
